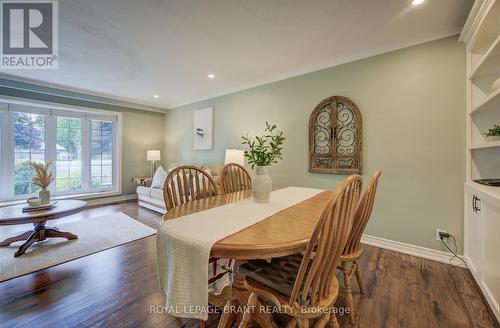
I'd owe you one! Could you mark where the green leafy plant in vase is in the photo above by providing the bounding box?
[483,124,500,142]
[26,161,54,204]
[241,122,285,203]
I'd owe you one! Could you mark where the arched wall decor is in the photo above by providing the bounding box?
[309,96,362,174]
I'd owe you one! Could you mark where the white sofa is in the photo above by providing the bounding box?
[137,163,224,214]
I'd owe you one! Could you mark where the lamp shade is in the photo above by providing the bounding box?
[146,150,161,161]
[224,149,245,166]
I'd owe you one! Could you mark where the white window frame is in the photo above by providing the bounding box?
[0,96,122,202]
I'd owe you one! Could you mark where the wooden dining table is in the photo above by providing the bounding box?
[162,188,334,328]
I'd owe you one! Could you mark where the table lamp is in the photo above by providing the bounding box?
[224,149,245,166]
[147,150,161,177]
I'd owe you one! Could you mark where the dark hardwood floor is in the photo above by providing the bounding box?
[0,201,497,328]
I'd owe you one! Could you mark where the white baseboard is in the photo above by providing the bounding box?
[361,234,467,268]
[86,194,138,207]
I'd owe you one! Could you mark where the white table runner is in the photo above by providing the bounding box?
[156,187,324,320]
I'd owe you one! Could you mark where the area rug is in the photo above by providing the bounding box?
[0,212,156,282]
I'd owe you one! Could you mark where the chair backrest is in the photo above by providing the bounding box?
[163,165,218,211]
[289,174,362,306]
[221,163,252,193]
[343,170,381,256]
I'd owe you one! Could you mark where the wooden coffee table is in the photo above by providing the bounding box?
[0,200,87,257]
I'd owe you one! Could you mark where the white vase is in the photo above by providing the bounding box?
[252,166,272,203]
[39,188,50,204]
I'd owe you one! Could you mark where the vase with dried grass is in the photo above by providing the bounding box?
[26,161,54,204]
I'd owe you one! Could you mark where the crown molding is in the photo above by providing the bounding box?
[459,0,493,44]
[0,74,168,113]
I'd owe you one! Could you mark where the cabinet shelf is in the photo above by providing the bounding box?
[469,140,500,150]
[470,34,500,79]
[470,88,500,114]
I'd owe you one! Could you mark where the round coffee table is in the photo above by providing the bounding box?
[0,200,87,257]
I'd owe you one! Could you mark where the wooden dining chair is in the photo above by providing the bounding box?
[162,165,230,328]
[163,165,219,211]
[237,174,362,328]
[221,163,252,194]
[338,170,381,324]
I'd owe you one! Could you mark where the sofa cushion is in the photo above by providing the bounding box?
[150,188,164,201]
[136,186,151,197]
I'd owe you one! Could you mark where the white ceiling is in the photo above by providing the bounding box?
[1,0,473,109]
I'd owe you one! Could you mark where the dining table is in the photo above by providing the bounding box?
[162,188,334,328]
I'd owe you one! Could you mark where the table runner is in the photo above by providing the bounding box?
[156,187,323,320]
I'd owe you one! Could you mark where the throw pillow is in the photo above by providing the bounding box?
[151,166,167,189]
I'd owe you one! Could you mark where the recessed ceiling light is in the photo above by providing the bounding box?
[153,94,159,98]
[207,74,215,79]
[412,0,424,5]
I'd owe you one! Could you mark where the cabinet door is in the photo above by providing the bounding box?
[481,200,500,316]
[464,190,481,279]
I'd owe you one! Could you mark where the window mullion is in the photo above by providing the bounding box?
[81,118,90,192]
[0,111,13,199]
[46,115,56,195]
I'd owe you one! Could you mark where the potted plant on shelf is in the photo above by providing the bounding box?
[241,122,285,203]
[26,161,54,204]
[483,124,500,142]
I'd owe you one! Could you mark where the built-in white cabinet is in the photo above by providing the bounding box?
[464,189,481,279]
[461,0,500,322]
[481,199,500,315]
[464,184,500,319]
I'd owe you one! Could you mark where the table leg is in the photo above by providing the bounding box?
[217,265,277,328]
[0,230,32,246]
[14,231,39,257]
[218,264,249,328]
[0,221,79,257]
[45,228,78,240]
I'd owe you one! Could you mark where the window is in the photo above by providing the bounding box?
[14,112,45,195]
[56,117,82,192]
[0,100,121,201]
[90,120,113,189]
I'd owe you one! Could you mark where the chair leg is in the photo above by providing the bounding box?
[328,314,340,328]
[286,318,298,328]
[354,261,365,295]
[340,261,355,324]
[297,318,310,328]
[212,260,218,276]
[313,313,329,328]
[238,292,258,328]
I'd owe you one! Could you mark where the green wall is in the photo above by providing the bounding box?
[165,35,466,252]
[121,110,165,194]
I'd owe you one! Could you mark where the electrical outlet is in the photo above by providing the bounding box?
[436,229,447,241]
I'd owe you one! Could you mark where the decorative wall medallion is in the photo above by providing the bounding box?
[309,96,362,174]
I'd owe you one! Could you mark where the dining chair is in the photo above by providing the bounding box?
[221,163,252,193]
[237,174,362,328]
[338,170,381,324]
[163,165,219,211]
[162,165,230,328]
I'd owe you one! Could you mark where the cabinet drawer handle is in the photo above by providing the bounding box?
[472,194,481,213]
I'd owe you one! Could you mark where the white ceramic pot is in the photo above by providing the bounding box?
[252,166,272,203]
[39,188,50,204]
